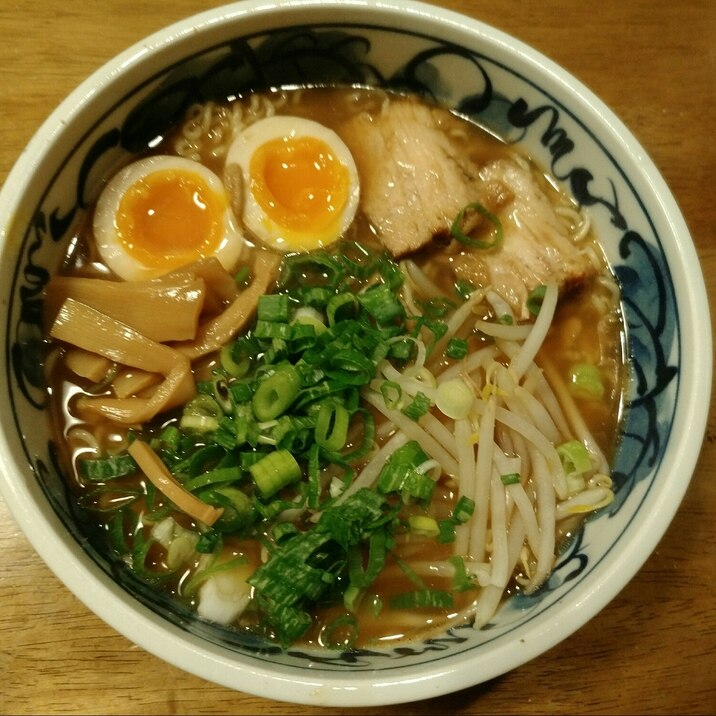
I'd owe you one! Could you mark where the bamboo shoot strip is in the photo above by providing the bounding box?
[44,275,206,342]
[128,440,223,526]
[50,298,195,423]
[64,348,113,382]
[175,250,282,360]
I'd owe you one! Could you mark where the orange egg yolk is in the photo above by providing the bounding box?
[249,136,350,234]
[115,168,226,270]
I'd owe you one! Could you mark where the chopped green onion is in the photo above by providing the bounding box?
[437,495,476,543]
[248,449,302,498]
[402,471,436,502]
[408,515,440,537]
[279,251,344,289]
[390,589,453,609]
[257,293,290,323]
[388,338,414,362]
[526,284,547,316]
[377,441,435,502]
[357,282,405,324]
[210,376,233,414]
[106,508,133,552]
[327,408,374,464]
[183,466,243,492]
[130,530,161,584]
[453,496,475,523]
[186,445,228,477]
[380,380,403,409]
[79,453,137,482]
[298,286,332,308]
[377,254,404,291]
[234,265,251,287]
[568,363,605,400]
[347,529,389,590]
[100,239,513,646]
[305,443,321,510]
[417,317,448,342]
[252,363,302,421]
[316,488,389,550]
[219,343,251,378]
[450,202,503,250]
[445,337,468,360]
[448,555,473,592]
[183,556,249,598]
[314,401,350,452]
[247,489,391,643]
[324,349,375,386]
[272,521,300,543]
[263,337,289,364]
[181,394,223,434]
[270,414,315,452]
[229,380,253,404]
[195,528,222,554]
[319,613,359,649]
[401,391,432,421]
[500,472,521,485]
[183,393,223,416]
[291,305,327,335]
[438,519,456,543]
[326,292,359,325]
[338,240,377,279]
[79,486,141,514]
[557,439,593,475]
[391,553,427,590]
[156,425,180,452]
[238,450,266,470]
[179,414,220,434]
[377,441,428,491]
[454,279,476,301]
[417,296,456,318]
[343,584,363,613]
[254,320,293,340]
[199,486,255,532]
[233,404,259,447]
[287,322,317,352]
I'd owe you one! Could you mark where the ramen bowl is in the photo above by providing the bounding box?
[0,0,710,708]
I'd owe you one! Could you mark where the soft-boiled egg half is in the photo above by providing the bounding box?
[225,116,360,252]
[93,155,244,281]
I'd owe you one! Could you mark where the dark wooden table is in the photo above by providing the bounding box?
[1,1,714,713]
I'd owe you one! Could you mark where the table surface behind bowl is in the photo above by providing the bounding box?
[1,1,715,714]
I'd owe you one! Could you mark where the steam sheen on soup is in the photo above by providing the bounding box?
[43,87,626,649]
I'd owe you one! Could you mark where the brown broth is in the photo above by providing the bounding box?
[44,86,627,649]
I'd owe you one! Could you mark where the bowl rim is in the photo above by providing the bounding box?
[0,0,711,707]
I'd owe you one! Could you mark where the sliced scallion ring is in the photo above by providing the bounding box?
[450,201,503,250]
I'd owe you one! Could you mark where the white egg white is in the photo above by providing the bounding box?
[93,155,245,281]
[225,115,360,252]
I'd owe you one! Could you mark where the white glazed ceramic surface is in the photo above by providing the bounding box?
[0,0,710,707]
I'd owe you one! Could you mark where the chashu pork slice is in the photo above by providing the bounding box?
[340,97,484,257]
[450,158,598,320]
[340,97,598,320]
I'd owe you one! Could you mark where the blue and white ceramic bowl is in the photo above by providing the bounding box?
[0,0,710,707]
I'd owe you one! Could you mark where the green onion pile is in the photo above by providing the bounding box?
[79,240,478,645]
